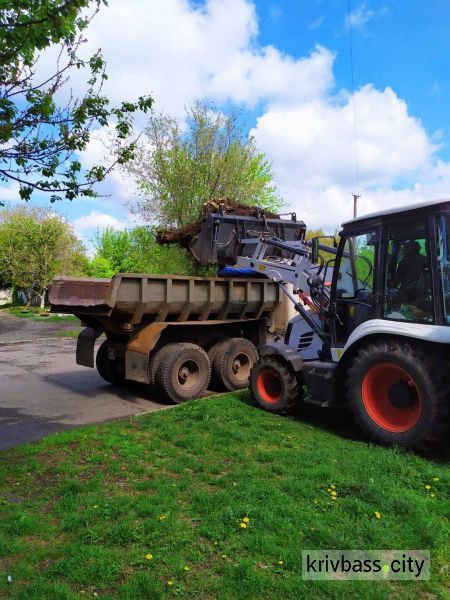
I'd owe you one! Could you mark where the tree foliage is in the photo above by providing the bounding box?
[0,0,153,203]
[121,101,282,228]
[0,206,87,304]
[87,226,203,278]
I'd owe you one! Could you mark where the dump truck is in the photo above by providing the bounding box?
[49,273,281,403]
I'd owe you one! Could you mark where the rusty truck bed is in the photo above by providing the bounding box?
[49,273,280,324]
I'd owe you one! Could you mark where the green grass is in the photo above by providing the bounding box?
[55,330,81,338]
[0,393,448,599]
[1,305,79,323]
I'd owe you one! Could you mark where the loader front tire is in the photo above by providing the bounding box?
[347,340,449,449]
[250,355,299,413]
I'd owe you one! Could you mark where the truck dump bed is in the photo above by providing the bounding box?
[50,273,280,324]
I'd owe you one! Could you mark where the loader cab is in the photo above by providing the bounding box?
[329,199,450,348]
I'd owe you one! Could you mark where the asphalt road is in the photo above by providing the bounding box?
[0,312,171,450]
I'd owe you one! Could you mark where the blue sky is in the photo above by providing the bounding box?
[2,0,450,245]
[257,0,450,149]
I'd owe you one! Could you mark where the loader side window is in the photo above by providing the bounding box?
[383,221,433,323]
[437,215,450,324]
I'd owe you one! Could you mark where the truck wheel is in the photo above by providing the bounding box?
[96,340,125,385]
[156,343,211,403]
[347,340,449,449]
[216,338,258,391]
[207,338,231,390]
[250,355,299,413]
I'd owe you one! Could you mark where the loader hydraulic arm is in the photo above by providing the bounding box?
[235,235,334,341]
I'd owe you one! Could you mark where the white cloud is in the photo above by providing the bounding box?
[252,85,434,189]
[81,0,334,113]
[308,16,324,30]
[0,181,20,203]
[346,3,388,35]
[72,211,126,234]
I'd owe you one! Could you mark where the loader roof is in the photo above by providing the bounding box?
[342,197,450,228]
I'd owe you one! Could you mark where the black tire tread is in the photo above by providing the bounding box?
[207,338,231,389]
[96,340,125,385]
[250,355,299,414]
[217,337,258,391]
[156,342,211,404]
[347,339,449,449]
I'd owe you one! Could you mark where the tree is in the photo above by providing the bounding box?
[0,206,88,306]
[87,226,204,277]
[0,1,152,203]
[120,101,282,228]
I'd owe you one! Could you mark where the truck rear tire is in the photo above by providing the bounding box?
[207,338,231,390]
[216,338,258,391]
[96,340,125,385]
[250,355,299,413]
[347,340,449,449]
[155,343,211,403]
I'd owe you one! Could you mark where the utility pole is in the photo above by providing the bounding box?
[352,193,361,218]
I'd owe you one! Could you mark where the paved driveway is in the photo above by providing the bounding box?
[0,313,170,450]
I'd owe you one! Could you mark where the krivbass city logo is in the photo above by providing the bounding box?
[302,550,430,581]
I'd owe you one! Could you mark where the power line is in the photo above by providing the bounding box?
[347,0,361,214]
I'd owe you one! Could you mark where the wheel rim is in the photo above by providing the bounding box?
[256,367,282,404]
[231,352,251,381]
[362,363,422,432]
[177,359,200,390]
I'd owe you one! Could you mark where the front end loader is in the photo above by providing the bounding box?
[195,199,450,449]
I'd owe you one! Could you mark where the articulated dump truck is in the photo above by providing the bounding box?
[49,273,281,403]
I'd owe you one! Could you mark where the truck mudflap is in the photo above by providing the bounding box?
[76,327,103,368]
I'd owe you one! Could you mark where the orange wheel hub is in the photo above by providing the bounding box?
[362,363,422,432]
[256,367,282,404]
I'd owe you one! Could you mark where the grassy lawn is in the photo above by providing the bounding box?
[0,393,448,599]
[0,305,79,323]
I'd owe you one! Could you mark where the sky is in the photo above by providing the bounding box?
[2,0,450,246]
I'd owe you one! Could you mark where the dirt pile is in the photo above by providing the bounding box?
[156,199,278,247]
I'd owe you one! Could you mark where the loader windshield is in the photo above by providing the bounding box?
[437,215,450,324]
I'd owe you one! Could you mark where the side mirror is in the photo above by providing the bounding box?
[311,237,319,264]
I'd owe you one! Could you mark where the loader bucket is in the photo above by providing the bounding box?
[190,210,306,266]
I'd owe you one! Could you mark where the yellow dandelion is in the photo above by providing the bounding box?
[331,484,336,489]
[242,517,250,523]
[93,505,98,509]
[278,560,284,565]
[331,491,337,496]
[331,496,337,501]
[327,488,331,492]
[159,515,166,521]
[221,554,227,559]
[433,477,440,482]
[183,566,190,571]
[167,580,174,587]
[430,493,435,498]
[425,484,431,490]
[374,511,381,519]
[240,522,247,529]
[145,553,153,561]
